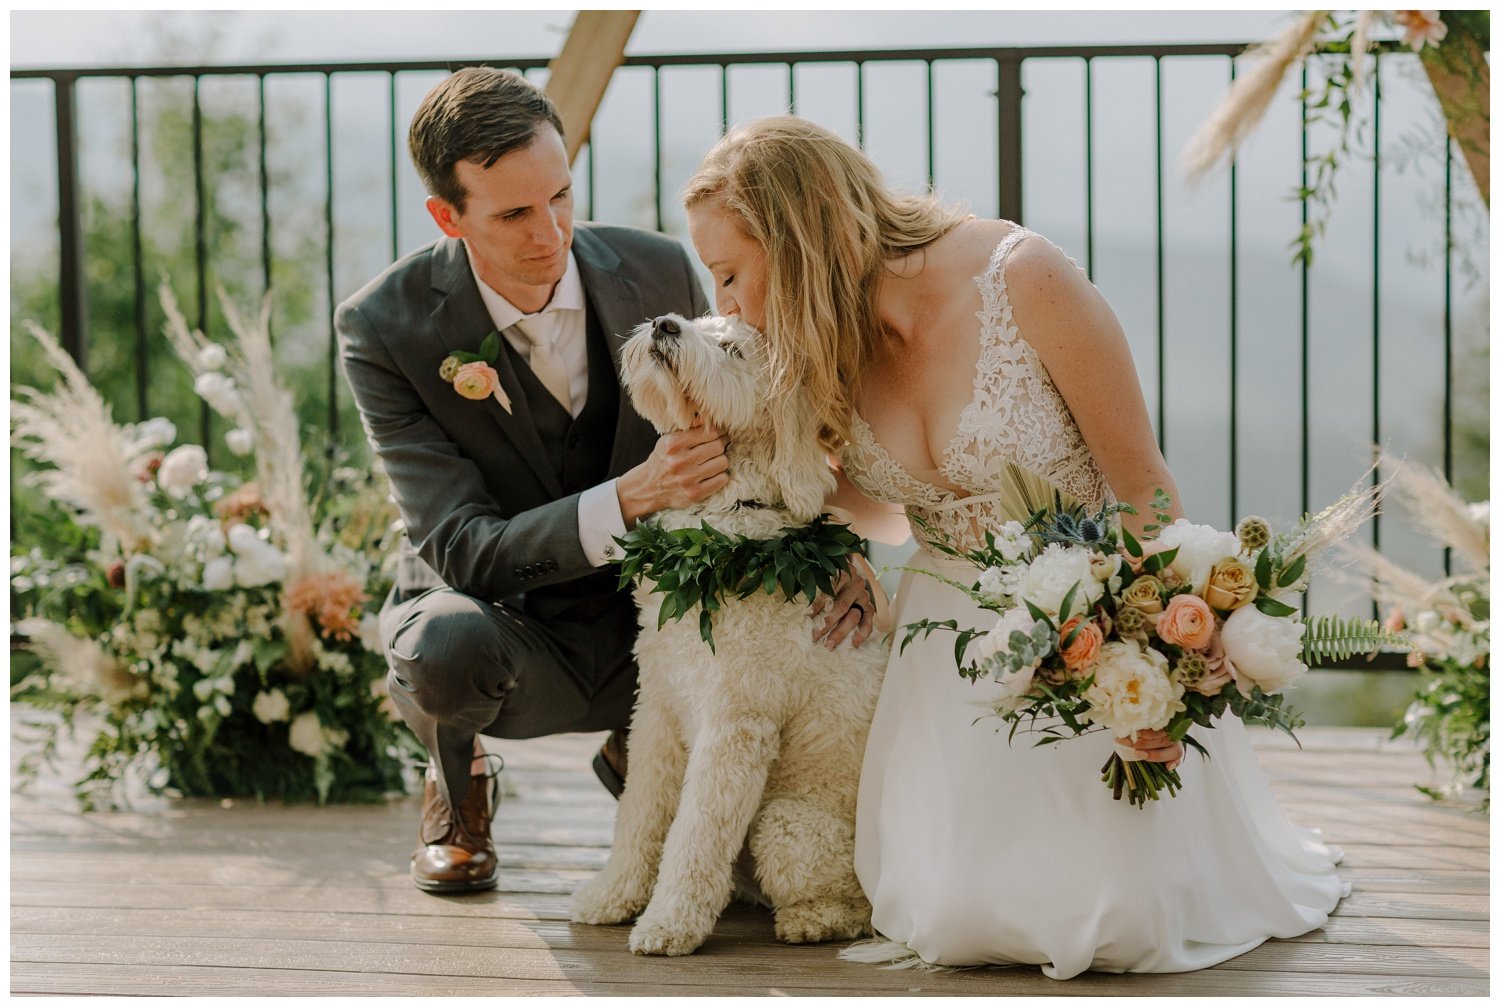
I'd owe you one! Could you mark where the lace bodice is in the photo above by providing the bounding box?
[841,226,1111,553]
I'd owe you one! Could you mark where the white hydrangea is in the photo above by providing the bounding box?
[976,566,1009,603]
[993,521,1031,563]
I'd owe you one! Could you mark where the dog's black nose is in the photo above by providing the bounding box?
[652,316,681,339]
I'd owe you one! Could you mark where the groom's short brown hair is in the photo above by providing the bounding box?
[408,66,566,214]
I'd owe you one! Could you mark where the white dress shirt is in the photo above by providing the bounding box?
[468,248,627,568]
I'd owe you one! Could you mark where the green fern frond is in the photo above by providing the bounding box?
[1302,615,1409,666]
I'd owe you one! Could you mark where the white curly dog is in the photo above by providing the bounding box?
[568,313,887,956]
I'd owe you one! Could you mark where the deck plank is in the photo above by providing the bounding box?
[11,725,1489,996]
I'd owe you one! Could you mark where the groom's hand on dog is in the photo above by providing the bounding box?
[617,417,730,525]
[810,568,877,650]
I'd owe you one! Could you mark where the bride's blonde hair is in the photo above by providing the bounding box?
[683,115,967,452]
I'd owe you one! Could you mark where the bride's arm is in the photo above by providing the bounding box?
[1002,238,1186,537]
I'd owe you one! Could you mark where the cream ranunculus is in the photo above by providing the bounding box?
[288,712,331,756]
[1151,519,1241,589]
[252,688,291,725]
[157,445,209,498]
[1204,557,1258,611]
[1081,641,1186,739]
[1219,605,1308,695]
[1012,543,1103,619]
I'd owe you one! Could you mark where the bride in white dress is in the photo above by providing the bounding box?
[682,116,1347,979]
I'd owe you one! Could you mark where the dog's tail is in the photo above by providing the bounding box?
[837,937,963,973]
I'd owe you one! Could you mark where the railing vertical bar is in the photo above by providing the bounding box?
[720,63,729,136]
[1442,133,1453,575]
[389,70,400,263]
[653,65,664,233]
[1084,56,1093,278]
[130,76,147,419]
[324,72,338,442]
[1299,63,1310,529]
[585,139,595,221]
[855,61,865,149]
[193,74,211,456]
[1227,57,1237,524]
[996,55,1023,224]
[926,59,936,190]
[1370,53,1382,615]
[1154,55,1165,454]
[53,73,88,371]
[787,61,796,115]
[258,74,272,341]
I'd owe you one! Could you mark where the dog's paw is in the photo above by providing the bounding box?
[628,907,712,956]
[569,874,651,926]
[773,897,873,945]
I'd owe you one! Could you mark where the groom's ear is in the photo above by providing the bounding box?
[426,196,464,239]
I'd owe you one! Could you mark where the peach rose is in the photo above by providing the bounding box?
[453,361,500,401]
[1058,615,1104,674]
[1156,593,1216,650]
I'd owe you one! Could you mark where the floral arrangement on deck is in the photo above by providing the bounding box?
[899,486,1402,807]
[1340,458,1489,809]
[11,288,421,809]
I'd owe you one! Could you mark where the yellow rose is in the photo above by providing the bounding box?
[1204,557,1258,612]
[1120,575,1165,617]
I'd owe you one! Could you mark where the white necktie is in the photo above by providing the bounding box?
[512,318,571,413]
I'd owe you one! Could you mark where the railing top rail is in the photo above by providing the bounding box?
[9,41,1273,80]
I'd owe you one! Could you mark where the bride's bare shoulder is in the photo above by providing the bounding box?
[931,217,1025,277]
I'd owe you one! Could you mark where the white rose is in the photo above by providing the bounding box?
[194,372,241,416]
[252,688,291,724]
[202,556,235,592]
[1012,543,1103,618]
[234,548,287,588]
[224,427,255,457]
[197,344,228,370]
[994,521,1031,563]
[1151,519,1241,589]
[288,712,331,756]
[133,417,177,449]
[157,445,209,498]
[1081,641,1186,739]
[1220,605,1308,695]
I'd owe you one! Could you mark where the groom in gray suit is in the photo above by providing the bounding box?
[336,68,723,893]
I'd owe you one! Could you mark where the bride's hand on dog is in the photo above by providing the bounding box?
[618,418,730,524]
[810,568,877,650]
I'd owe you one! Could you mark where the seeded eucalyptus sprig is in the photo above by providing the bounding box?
[612,515,868,651]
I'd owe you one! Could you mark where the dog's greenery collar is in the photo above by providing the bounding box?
[612,514,868,651]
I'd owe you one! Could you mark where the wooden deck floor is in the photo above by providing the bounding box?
[10,726,1489,996]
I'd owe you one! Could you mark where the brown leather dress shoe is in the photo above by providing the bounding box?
[410,754,502,893]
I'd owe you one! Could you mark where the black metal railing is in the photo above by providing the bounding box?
[11,44,1481,659]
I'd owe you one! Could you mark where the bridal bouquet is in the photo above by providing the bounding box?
[11,287,420,809]
[901,488,1401,807]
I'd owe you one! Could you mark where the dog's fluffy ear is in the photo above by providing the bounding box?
[773,388,837,523]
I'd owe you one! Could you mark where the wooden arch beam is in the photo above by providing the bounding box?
[544,11,641,165]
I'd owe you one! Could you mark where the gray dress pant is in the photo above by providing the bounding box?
[379,584,639,813]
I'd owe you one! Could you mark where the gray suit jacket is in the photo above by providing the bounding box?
[336,224,710,624]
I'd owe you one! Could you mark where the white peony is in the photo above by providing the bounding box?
[197,344,229,370]
[289,712,332,756]
[1219,605,1308,695]
[252,688,291,724]
[970,606,1041,665]
[1011,543,1103,618]
[224,427,255,457]
[157,445,209,498]
[1151,519,1241,589]
[133,417,177,449]
[194,372,241,416]
[1081,641,1185,739]
[202,556,235,592]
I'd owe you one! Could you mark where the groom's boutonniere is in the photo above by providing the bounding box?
[440,331,511,414]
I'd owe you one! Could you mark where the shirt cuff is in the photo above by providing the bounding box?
[578,479,629,567]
